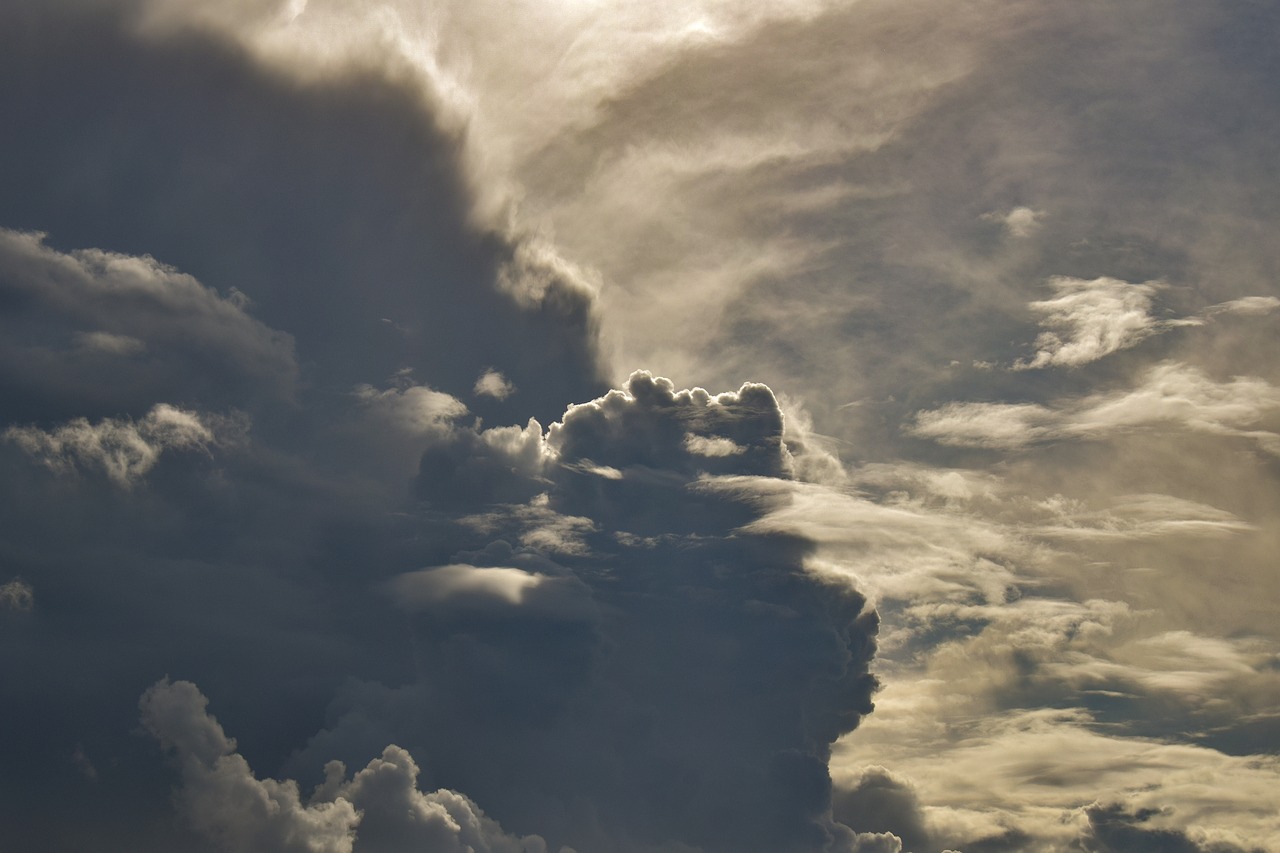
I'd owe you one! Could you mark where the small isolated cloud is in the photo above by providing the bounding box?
[474,369,516,400]
[0,577,34,611]
[1015,276,1163,369]
[353,383,468,436]
[984,206,1046,238]
[387,564,547,608]
[912,361,1280,453]
[4,404,224,487]
[140,678,544,853]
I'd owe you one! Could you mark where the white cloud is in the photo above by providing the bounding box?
[913,361,1280,452]
[1032,493,1254,541]
[386,564,547,608]
[1202,295,1280,317]
[1015,276,1163,369]
[474,369,516,400]
[353,383,468,435]
[684,432,746,457]
[4,404,224,487]
[835,700,1280,852]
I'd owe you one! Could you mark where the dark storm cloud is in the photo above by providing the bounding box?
[288,373,880,853]
[0,228,297,422]
[0,1,613,849]
[141,678,548,853]
[0,63,882,839]
[0,0,605,424]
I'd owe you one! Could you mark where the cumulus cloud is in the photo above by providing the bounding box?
[5,1,1279,852]
[912,362,1280,452]
[474,369,516,400]
[4,404,227,487]
[548,371,791,480]
[140,678,544,853]
[302,372,882,853]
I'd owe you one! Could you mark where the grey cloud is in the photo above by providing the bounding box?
[141,678,545,853]
[5,404,231,487]
[0,577,34,612]
[1080,803,1264,853]
[983,207,1046,239]
[303,374,882,853]
[0,2,606,424]
[0,229,297,422]
[832,767,931,853]
[548,371,790,480]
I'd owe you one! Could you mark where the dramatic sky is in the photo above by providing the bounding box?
[2,1,1278,851]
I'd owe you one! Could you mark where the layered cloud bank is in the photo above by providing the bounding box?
[3,0,1280,851]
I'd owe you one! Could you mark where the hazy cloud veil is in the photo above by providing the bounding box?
[1,0,1278,852]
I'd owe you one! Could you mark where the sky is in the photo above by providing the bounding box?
[1,1,1278,851]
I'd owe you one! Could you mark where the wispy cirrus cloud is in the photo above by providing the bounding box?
[912,361,1280,453]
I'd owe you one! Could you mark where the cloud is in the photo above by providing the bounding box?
[4,1,1279,852]
[912,362,1280,452]
[353,382,468,436]
[1032,493,1254,542]
[0,7,607,426]
[983,206,1046,238]
[548,370,791,480]
[1014,276,1164,369]
[4,404,227,487]
[140,678,360,853]
[387,564,546,607]
[474,369,516,400]
[1201,296,1280,317]
[1081,803,1263,853]
[302,373,883,853]
[462,495,598,557]
[0,577,34,612]
[837,702,1280,853]
[0,229,298,420]
[684,433,747,457]
[140,678,545,853]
